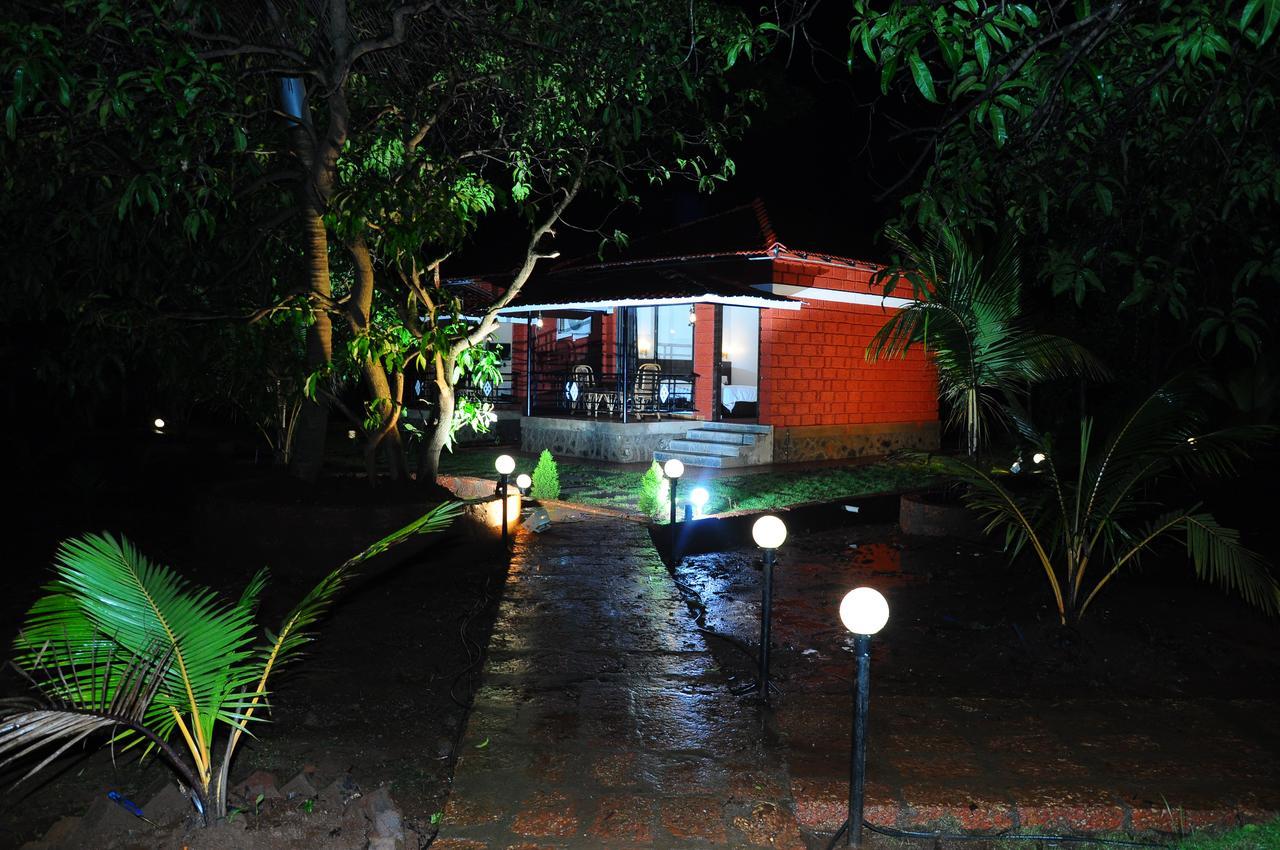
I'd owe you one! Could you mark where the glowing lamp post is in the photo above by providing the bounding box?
[751,515,787,701]
[495,454,516,547]
[838,587,889,848]
[516,473,532,494]
[663,458,684,558]
[690,486,709,518]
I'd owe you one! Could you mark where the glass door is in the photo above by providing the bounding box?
[719,306,760,420]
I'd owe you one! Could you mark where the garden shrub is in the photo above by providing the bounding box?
[637,460,670,518]
[530,449,560,500]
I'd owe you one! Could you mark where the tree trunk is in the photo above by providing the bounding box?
[289,206,335,482]
[347,235,409,482]
[360,358,410,481]
[424,355,456,482]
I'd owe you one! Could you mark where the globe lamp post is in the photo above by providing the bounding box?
[838,587,889,848]
[663,458,684,559]
[751,515,787,702]
[495,454,516,546]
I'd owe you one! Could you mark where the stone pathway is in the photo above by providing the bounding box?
[434,510,1278,849]
[434,512,806,849]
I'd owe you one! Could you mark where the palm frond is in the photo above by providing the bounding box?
[0,641,191,791]
[1183,513,1280,616]
[16,534,262,760]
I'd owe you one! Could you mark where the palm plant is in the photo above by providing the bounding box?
[929,379,1279,625]
[867,224,1108,459]
[0,501,460,822]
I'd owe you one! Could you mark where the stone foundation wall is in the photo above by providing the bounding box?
[772,420,939,463]
[521,416,695,463]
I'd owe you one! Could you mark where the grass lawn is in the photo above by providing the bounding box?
[439,446,941,516]
[1177,820,1280,849]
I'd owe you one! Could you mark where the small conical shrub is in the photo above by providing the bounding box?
[530,449,560,500]
[637,460,670,519]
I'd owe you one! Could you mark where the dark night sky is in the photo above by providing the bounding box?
[458,13,924,273]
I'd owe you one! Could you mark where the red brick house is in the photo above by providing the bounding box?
[472,201,939,466]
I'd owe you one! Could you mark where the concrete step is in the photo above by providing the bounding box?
[698,422,772,435]
[653,449,749,469]
[667,439,742,457]
[686,428,756,445]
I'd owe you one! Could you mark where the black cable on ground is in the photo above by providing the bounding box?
[667,565,768,673]
[823,817,1171,849]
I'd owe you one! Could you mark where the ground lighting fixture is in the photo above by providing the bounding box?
[152,418,166,432]
[495,454,516,546]
[516,473,532,493]
[690,486,709,518]
[748,515,787,701]
[838,586,889,848]
[663,458,684,558]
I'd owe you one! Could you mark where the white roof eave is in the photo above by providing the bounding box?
[495,292,801,315]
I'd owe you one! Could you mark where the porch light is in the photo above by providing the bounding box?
[690,486,709,517]
[516,472,532,493]
[1032,452,1046,465]
[662,458,684,480]
[688,307,697,325]
[534,315,544,328]
[748,514,787,702]
[347,429,357,440]
[839,586,889,848]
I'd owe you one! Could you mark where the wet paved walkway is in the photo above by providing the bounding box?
[434,513,806,849]
[437,512,1279,849]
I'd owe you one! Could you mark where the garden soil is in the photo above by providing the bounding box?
[1,473,508,849]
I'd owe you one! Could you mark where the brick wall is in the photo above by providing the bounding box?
[759,261,937,429]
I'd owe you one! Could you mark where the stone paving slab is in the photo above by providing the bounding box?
[440,513,1278,848]
[779,694,1280,836]
[436,515,807,849]
[675,534,1280,841]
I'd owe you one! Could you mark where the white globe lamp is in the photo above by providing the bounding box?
[752,515,787,550]
[839,587,890,636]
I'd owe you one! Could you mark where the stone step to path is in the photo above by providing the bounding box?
[433,512,805,849]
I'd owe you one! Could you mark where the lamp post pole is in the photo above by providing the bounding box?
[499,473,509,547]
[758,545,775,700]
[838,587,889,849]
[749,515,787,703]
[848,632,871,848]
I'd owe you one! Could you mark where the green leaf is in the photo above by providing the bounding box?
[908,51,939,103]
[974,30,991,73]
[989,104,1007,146]
[1093,182,1113,215]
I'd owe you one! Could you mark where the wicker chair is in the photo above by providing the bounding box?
[569,364,594,415]
[631,362,663,420]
